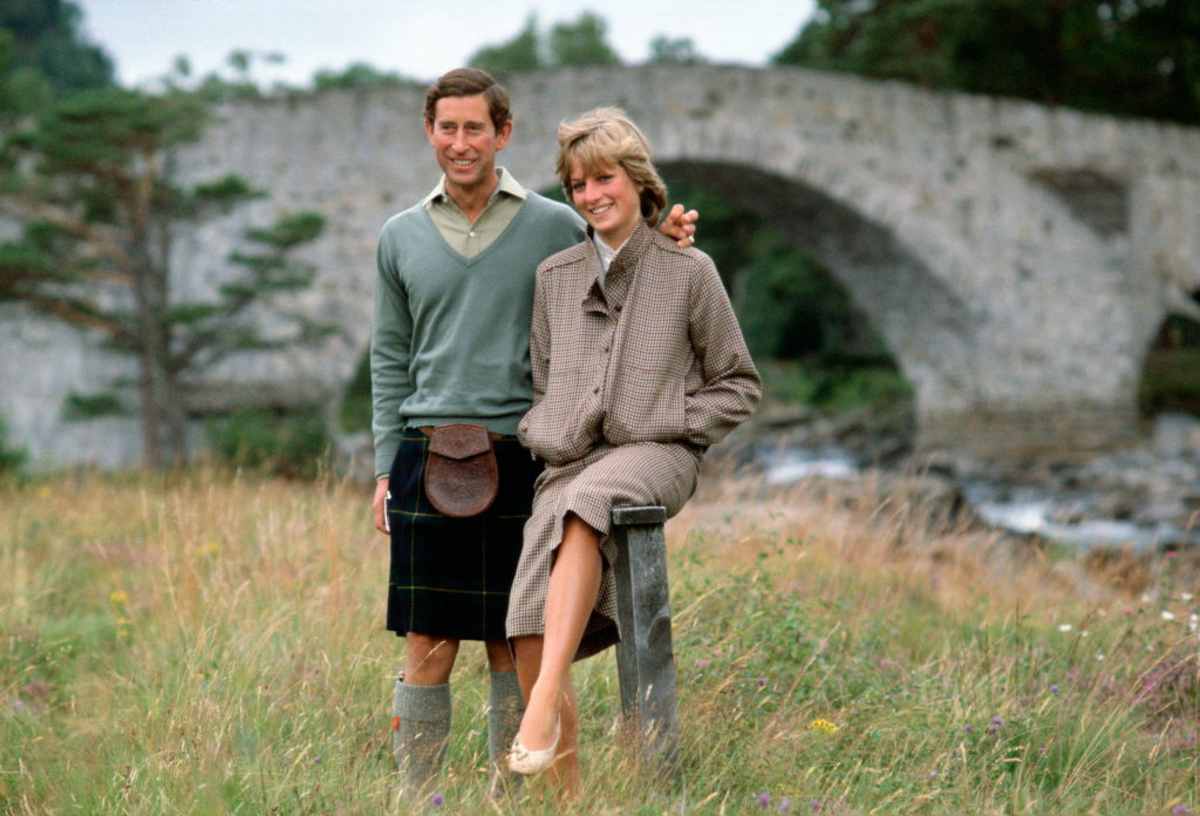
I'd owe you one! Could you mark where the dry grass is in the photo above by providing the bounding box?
[1,468,1197,814]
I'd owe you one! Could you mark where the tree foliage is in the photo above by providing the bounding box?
[468,14,543,76]
[468,12,621,76]
[0,87,332,468]
[648,35,706,65]
[547,12,620,67]
[0,0,113,95]
[774,0,1200,124]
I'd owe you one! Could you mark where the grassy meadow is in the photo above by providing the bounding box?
[1,468,1198,814]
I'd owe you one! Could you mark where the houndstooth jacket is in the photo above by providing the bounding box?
[517,220,762,466]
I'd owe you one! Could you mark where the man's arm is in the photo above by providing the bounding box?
[659,203,699,248]
[371,230,415,534]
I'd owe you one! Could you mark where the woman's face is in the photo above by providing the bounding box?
[568,159,642,247]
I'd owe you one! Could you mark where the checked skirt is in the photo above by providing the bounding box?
[386,429,542,642]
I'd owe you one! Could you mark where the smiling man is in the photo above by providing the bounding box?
[369,67,695,794]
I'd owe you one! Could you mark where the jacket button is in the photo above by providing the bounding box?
[592,386,600,394]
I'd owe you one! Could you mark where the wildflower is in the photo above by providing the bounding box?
[1182,592,1194,601]
[987,715,1004,735]
[110,590,129,607]
[757,676,768,690]
[778,798,792,813]
[695,659,710,670]
[756,792,771,809]
[963,724,974,735]
[1057,623,1072,632]
[1049,684,1060,695]
[1162,610,1177,621]
[1095,652,1105,662]
[810,801,823,813]
[1171,805,1192,816]
[1189,613,1198,634]
[431,792,444,807]
[809,719,840,735]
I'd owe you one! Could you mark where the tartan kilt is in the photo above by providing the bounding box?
[386,429,542,641]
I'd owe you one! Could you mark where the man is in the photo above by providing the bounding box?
[370,67,695,793]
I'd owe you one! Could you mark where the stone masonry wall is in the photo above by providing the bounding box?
[3,66,1199,466]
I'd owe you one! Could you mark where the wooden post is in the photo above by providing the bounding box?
[610,505,680,768]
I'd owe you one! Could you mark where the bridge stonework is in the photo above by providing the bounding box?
[3,66,1198,466]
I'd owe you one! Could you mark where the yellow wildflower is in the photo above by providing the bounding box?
[109,590,128,607]
[809,719,840,735]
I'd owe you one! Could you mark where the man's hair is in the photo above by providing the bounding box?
[423,68,511,132]
[555,107,668,227]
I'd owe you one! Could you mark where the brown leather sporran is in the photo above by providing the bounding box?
[423,424,499,518]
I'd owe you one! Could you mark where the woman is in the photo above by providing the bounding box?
[505,108,761,789]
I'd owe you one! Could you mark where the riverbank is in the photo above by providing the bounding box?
[2,470,1196,813]
[731,400,1200,553]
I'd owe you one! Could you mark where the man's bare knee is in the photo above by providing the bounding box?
[485,639,515,672]
[405,633,460,683]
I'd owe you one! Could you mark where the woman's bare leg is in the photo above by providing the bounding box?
[514,514,601,764]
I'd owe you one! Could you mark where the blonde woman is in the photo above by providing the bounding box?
[505,108,762,791]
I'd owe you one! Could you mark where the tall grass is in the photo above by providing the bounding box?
[1,469,1196,814]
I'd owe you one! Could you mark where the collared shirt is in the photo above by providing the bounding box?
[517,221,762,466]
[371,182,586,477]
[591,233,628,290]
[422,167,527,258]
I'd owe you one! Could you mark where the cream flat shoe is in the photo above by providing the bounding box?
[507,717,561,776]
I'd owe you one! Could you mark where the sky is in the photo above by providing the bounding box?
[75,1,816,88]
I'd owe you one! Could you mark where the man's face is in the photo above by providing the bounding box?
[424,94,512,196]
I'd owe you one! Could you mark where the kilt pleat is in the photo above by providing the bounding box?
[386,430,542,642]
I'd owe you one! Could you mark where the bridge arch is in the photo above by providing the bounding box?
[9,64,1200,467]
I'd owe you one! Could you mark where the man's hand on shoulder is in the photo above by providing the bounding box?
[659,203,699,249]
[373,477,390,535]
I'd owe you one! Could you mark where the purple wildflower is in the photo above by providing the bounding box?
[1049,684,1060,695]
[757,676,768,690]
[778,797,792,813]
[1171,806,1192,816]
[987,716,1004,735]
[756,792,771,809]
[963,724,974,735]
[810,800,823,813]
[696,658,711,669]
[431,793,444,807]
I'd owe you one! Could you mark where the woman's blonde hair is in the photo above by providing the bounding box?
[556,107,668,227]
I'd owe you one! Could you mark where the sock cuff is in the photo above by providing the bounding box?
[394,681,451,721]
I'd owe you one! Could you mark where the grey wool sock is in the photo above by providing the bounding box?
[487,671,525,769]
[392,679,452,792]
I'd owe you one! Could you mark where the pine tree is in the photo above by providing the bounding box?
[0,87,332,468]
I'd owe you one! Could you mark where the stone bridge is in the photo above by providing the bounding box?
[4,64,1200,466]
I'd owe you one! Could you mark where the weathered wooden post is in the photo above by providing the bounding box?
[610,505,680,769]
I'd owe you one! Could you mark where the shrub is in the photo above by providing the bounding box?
[206,406,329,478]
[0,414,28,476]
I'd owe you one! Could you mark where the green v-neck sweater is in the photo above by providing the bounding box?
[371,192,585,477]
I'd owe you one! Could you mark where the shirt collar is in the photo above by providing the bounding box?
[422,166,527,210]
